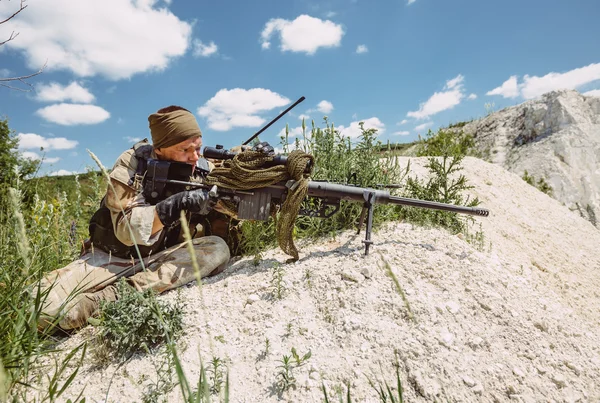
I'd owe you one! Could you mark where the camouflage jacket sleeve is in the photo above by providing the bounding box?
[105,147,163,247]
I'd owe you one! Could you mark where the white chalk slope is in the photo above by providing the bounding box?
[61,157,600,403]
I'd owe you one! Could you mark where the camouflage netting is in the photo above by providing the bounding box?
[204,150,314,260]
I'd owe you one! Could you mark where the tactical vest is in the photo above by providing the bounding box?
[88,140,211,259]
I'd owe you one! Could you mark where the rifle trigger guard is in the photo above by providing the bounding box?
[298,199,340,218]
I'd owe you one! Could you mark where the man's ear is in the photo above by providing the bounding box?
[154,148,163,157]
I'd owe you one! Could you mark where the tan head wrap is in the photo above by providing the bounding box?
[148,109,202,149]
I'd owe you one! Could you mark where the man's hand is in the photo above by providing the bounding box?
[155,189,216,227]
[252,141,275,155]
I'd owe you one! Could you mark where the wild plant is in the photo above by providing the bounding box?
[207,357,225,395]
[271,262,286,300]
[522,170,553,196]
[141,349,177,403]
[290,347,311,366]
[275,355,296,393]
[402,128,480,234]
[378,254,415,323]
[367,360,405,403]
[96,279,184,359]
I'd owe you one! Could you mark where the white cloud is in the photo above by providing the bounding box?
[260,15,344,55]
[325,11,336,18]
[486,75,519,98]
[277,126,305,139]
[397,119,408,125]
[17,133,78,150]
[520,63,600,99]
[20,151,60,164]
[35,81,95,103]
[394,131,410,136]
[193,40,218,57]
[48,169,77,176]
[446,75,464,89]
[197,88,291,131]
[407,74,466,119]
[0,0,192,80]
[356,45,368,54]
[125,136,143,144]
[21,151,41,160]
[468,93,477,100]
[414,122,433,132]
[0,68,11,77]
[338,117,386,139]
[36,104,110,125]
[407,0,418,4]
[487,63,600,100]
[317,100,334,114]
[298,114,310,121]
[584,89,600,97]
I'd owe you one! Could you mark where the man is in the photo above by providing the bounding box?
[39,106,233,331]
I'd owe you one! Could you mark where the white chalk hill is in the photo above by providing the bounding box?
[462,89,600,227]
[53,156,600,402]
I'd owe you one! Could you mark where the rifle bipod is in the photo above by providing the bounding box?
[356,190,376,255]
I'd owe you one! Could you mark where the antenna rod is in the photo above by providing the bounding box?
[242,96,306,145]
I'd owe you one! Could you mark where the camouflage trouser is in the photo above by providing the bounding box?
[38,236,230,331]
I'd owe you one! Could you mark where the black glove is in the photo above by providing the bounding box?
[252,141,275,156]
[155,189,216,227]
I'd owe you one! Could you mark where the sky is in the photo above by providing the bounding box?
[0,0,599,176]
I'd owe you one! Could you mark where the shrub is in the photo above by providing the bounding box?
[96,279,184,359]
[403,128,481,234]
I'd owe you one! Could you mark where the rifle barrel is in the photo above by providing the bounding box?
[388,195,489,217]
[307,181,489,217]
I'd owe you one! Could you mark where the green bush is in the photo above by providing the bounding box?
[96,280,184,359]
[402,128,481,234]
[522,170,553,196]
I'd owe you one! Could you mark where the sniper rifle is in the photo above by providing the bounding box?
[142,147,490,256]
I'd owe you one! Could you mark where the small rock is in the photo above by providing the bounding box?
[462,376,476,387]
[246,294,260,305]
[534,321,549,332]
[440,331,454,347]
[341,270,362,283]
[472,383,484,395]
[551,373,567,388]
[309,371,320,380]
[360,267,371,278]
[264,321,273,328]
[506,384,518,395]
[513,367,525,378]
[564,361,581,376]
[446,301,460,314]
[536,366,548,374]
[457,233,465,240]
[421,243,436,251]
[469,336,484,349]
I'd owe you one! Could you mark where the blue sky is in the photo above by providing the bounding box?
[0,0,599,176]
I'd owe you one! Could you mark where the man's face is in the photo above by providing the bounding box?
[155,136,202,167]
